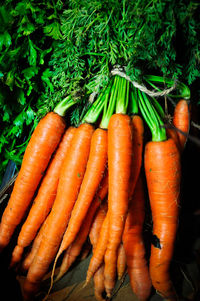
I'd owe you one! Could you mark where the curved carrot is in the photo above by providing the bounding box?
[10,127,76,267]
[117,243,126,280]
[145,138,181,300]
[173,99,190,151]
[23,123,94,299]
[123,175,151,301]
[55,128,108,261]
[104,113,133,297]
[93,264,106,301]
[0,112,66,251]
[55,173,108,281]
[86,212,109,284]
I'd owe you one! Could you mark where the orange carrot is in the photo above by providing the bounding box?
[123,175,151,301]
[10,127,76,267]
[0,112,66,251]
[54,128,108,263]
[117,243,126,280]
[129,115,144,197]
[104,113,133,297]
[145,138,181,300]
[93,264,106,301]
[21,220,46,272]
[86,212,109,284]
[173,99,190,151]
[55,173,108,281]
[23,123,94,299]
[166,128,180,151]
[89,202,108,249]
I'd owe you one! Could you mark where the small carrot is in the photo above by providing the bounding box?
[123,175,151,301]
[117,243,126,280]
[10,126,76,267]
[23,122,94,299]
[172,99,190,151]
[93,264,106,301]
[0,96,76,251]
[139,91,181,300]
[86,212,109,284]
[55,172,108,281]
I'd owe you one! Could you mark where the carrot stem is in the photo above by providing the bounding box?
[115,77,129,114]
[100,76,119,129]
[81,82,113,125]
[138,90,166,142]
[54,96,77,116]
[129,87,139,115]
[144,75,190,100]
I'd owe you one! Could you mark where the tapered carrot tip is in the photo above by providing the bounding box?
[23,279,39,301]
[10,245,24,268]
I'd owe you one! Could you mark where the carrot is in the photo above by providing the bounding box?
[117,243,126,280]
[123,175,151,301]
[21,220,47,272]
[145,139,180,300]
[93,264,106,301]
[129,114,144,197]
[23,123,94,299]
[10,126,76,267]
[89,202,108,249]
[104,113,133,297]
[86,212,109,284]
[138,91,181,300]
[0,112,66,251]
[172,99,190,151]
[80,241,91,260]
[54,127,108,261]
[55,172,108,281]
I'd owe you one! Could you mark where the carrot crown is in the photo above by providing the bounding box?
[99,76,119,129]
[138,90,167,142]
[115,76,130,114]
[81,81,113,125]
[54,95,78,117]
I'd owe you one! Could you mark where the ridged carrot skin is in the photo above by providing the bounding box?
[56,128,108,260]
[173,99,190,152]
[117,243,126,280]
[86,212,109,284]
[104,114,133,297]
[0,112,66,251]
[23,123,94,299]
[123,176,151,301]
[93,264,106,301]
[56,173,108,281]
[10,127,76,267]
[144,138,181,300]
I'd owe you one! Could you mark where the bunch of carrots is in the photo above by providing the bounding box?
[0,74,190,301]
